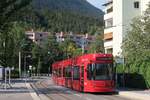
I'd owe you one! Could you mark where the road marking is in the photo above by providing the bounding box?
[86,97,92,100]
[74,94,82,97]
[66,90,73,94]
[26,83,40,100]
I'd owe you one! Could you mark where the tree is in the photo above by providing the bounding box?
[0,0,32,31]
[38,33,62,73]
[59,36,78,59]
[0,22,32,67]
[73,48,82,57]
[0,0,32,67]
[87,34,104,53]
[122,3,150,88]
[122,4,150,63]
[31,43,41,74]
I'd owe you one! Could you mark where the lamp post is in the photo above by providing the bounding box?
[82,34,88,54]
[29,65,32,77]
[24,55,31,83]
[116,52,125,88]
[19,51,21,78]
[19,39,28,78]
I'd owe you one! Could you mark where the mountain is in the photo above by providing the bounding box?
[23,0,104,34]
[32,0,104,18]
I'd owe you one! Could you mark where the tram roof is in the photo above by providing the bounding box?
[52,53,113,68]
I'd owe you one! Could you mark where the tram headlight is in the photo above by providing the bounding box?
[84,82,87,86]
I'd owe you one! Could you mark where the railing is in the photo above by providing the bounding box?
[107,7,113,14]
[31,73,51,77]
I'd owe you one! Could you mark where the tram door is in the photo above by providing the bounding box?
[80,66,84,91]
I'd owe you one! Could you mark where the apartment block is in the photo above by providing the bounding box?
[26,30,49,46]
[103,0,149,57]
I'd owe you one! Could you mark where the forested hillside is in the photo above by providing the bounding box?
[32,0,104,18]
[23,0,104,34]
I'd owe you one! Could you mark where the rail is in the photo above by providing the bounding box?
[32,80,72,100]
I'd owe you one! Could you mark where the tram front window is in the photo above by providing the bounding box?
[87,63,113,80]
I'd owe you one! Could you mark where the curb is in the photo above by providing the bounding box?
[119,91,150,100]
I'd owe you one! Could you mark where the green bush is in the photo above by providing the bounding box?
[11,70,19,78]
[125,73,147,89]
[116,64,124,73]
[116,62,150,89]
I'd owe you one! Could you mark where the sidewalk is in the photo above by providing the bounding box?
[0,80,40,100]
[118,88,150,100]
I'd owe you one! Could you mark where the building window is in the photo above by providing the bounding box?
[106,48,113,54]
[134,1,139,8]
[105,18,113,28]
[27,34,33,37]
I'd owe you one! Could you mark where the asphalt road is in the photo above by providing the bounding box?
[33,78,135,100]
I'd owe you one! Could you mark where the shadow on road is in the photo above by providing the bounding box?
[90,91,118,95]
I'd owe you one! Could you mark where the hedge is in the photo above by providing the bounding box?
[116,62,150,89]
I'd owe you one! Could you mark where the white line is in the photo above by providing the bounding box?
[26,83,41,100]
[86,97,92,100]
[74,94,82,97]
[66,90,73,94]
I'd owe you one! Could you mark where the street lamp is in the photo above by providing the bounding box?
[24,55,31,83]
[29,65,32,77]
[81,34,88,54]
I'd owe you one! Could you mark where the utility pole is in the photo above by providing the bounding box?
[82,36,85,54]
[24,56,27,84]
[19,51,21,78]
[123,56,125,88]
[82,34,88,54]
[82,44,85,54]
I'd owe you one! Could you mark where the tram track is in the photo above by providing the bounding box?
[32,80,72,100]
[31,79,136,100]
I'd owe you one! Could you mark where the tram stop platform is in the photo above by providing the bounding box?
[0,79,40,100]
[117,88,150,100]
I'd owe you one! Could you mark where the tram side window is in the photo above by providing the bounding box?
[65,67,72,78]
[63,68,65,77]
[58,68,61,77]
[57,69,59,77]
[65,68,67,77]
[87,64,93,80]
[73,66,80,80]
[53,70,56,76]
[55,69,58,76]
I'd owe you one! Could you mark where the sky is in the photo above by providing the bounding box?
[86,0,106,10]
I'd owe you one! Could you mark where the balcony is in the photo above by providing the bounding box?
[103,0,113,14]
[104,12,113,20]
[106,7,113,14]
[104,32,113,40]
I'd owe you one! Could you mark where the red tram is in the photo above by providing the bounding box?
[52,53,115,92]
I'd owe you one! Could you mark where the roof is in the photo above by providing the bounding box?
[102,1,113,6]
[52,53,113,67]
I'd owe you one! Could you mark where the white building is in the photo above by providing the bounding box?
[26,30,50,47]
[103,0,149,57]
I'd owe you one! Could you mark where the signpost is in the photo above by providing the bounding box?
[0,66,3,80]
[4,67,11,89]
